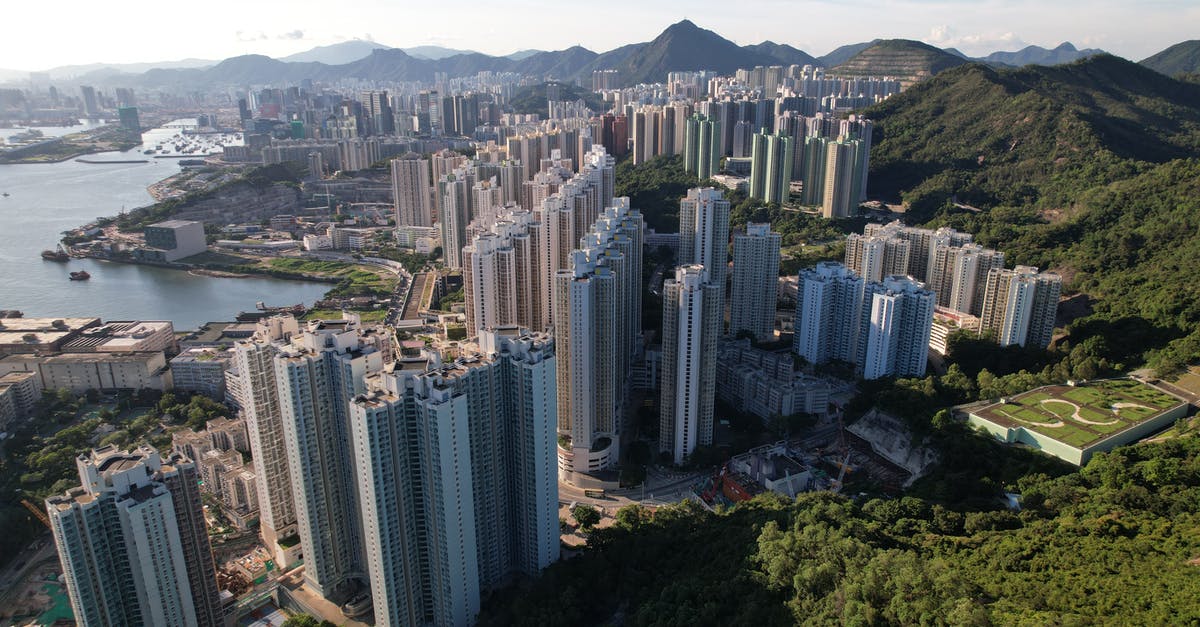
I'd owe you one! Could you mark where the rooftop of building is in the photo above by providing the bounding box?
[970,379,1185,450]
[0,370,37,384]
[1,351,165,365]
[0,317,100,333]
[171,347,233,363]
[148,219,200,229]
[63,320,173,350]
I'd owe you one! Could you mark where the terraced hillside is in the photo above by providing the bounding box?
[832,39,967,84]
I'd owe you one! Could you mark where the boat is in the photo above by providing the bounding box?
[2,192,9,197]
[41,246,69,261]
[69,270,90,281]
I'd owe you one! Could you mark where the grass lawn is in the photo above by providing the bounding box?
[1015,408,1056,423]
[267,258,398,297]
[976,379,1185,450]
[302,308,388,323]
[1024,392,1053,404]
[1063,387,1104,405]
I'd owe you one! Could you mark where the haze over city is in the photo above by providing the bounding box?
[3,0,1196,69]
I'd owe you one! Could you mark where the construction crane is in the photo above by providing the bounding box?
[831,452,853,492]
[21,498,51,529]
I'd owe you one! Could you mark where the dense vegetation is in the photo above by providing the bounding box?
[0,390,225,569]
[867,55,1200,374]
[484,52,1200,625]
[1140,40,1200,78]
[481,436,1200,625]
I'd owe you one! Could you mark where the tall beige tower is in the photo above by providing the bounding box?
[391,153,433,227]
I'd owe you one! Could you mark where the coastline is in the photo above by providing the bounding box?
[0,144,140,165]
[77,251,340,285]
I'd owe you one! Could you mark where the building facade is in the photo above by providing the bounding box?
[730,223,781,341]
[659,265,721,464]
[349,328,558,627]
[46,446,221,627]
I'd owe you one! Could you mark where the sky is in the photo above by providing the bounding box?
[2,0,1195,70]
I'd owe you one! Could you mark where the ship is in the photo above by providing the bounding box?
[69,270,91,281]
[41,246,69,261]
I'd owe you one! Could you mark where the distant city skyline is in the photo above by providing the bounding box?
[5,0,1195,71]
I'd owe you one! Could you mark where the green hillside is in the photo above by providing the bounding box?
[866,53,1200,372]
[1141,40,1200,77]
[480,437,1200,625]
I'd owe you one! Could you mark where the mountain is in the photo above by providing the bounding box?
[281,40,391,64]
[401,45,481,60]
[743,41,818,67]
[589,20,816,86]
[339,49,439,83]
[1140,40,1200,77]
[943,48,969,59]
[818,40,880,67]
[506,50,544,61]
[868,54,1200,213]
[519,47,599,80]
[0,60,219,85]
[867,54,1200,373]
[981,42,1105,67]
[833,39,967,83]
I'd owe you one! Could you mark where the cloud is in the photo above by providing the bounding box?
[926,25,1025,53]
[235,30,269,42]
[278,30,305,40]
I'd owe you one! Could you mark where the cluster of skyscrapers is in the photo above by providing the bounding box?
[845,221,1061,350]
[793,262,936,380]
[48,313,560,626]
[36,52,1073,627]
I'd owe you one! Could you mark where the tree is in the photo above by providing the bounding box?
[571,504,601,531]
[55,388,75,406]
[281,615,335,627]
[614,504,651,531]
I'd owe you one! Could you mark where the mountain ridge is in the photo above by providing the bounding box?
[1140,40,1200,76]
[4,24,1190,89]
[981,42,1105,67]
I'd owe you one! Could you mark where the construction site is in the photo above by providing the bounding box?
[692,409,922,508]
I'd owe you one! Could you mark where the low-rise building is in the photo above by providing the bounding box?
[0,370,43,430]
[966,379,1188,466]
[62,320,176,354]
[170,347,233,399]
[728,443,815,498]
[0,317,102,356]
[0,351,171,392]
[715,339,830,421]
[929,306,981,356]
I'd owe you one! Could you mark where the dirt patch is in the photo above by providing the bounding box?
[1056,292,1093,327]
